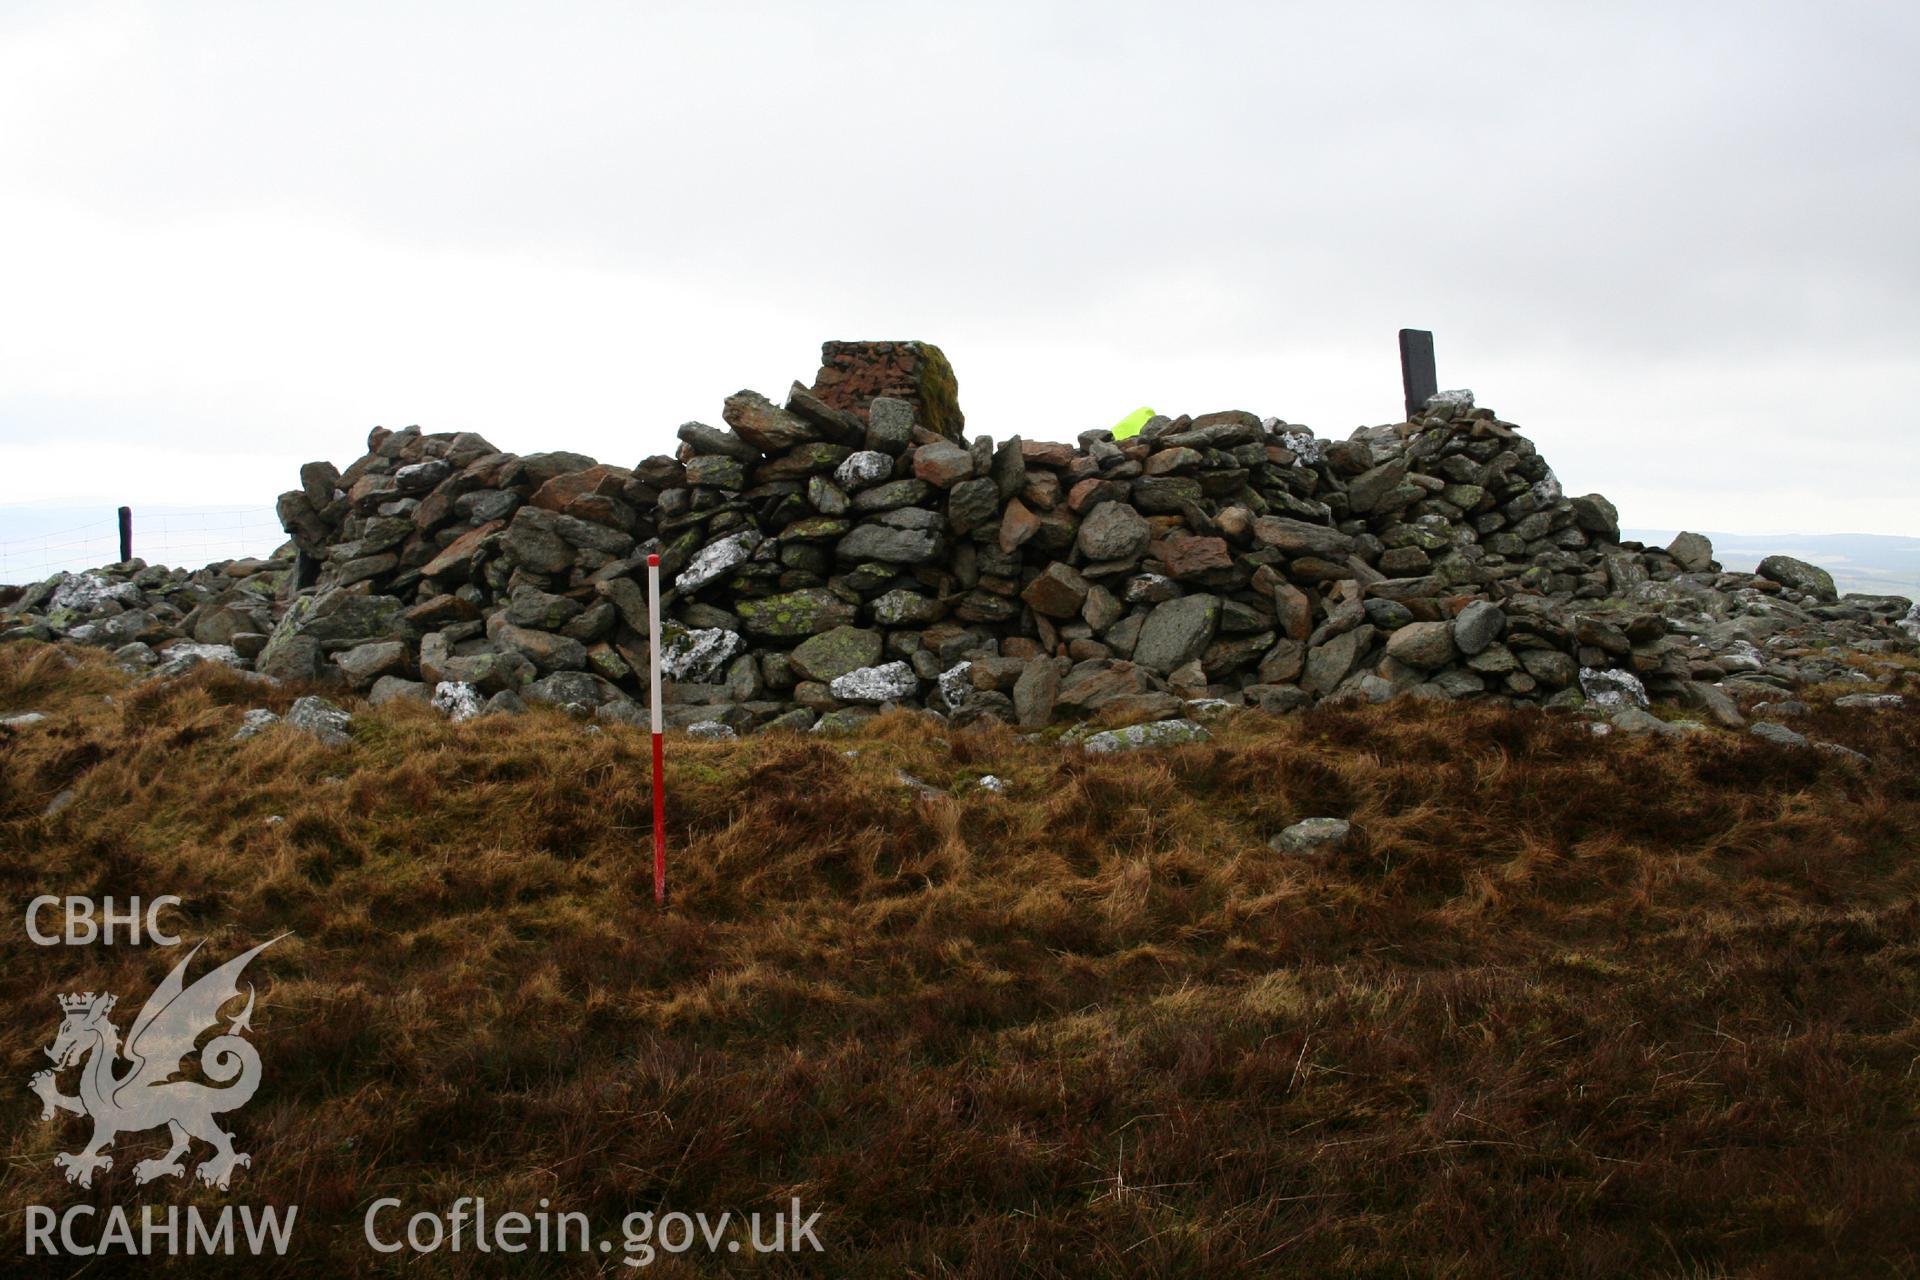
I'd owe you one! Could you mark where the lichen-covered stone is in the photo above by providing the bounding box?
[1081,717,1210,753]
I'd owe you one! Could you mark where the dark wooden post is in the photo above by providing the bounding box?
[1399,329,1436,422]
[117,507,133,563]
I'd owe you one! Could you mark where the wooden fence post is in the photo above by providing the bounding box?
[1399,329,1436,422]
[117,507,133,563]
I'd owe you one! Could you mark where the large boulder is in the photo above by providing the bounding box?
[258,589,408,679]
[1132,594,1220,674]
[1077,501,1150,561]
[790,626,884,682]
[1384,621,1455,670]
[735,589,859,640]
[1757,554,1837,602]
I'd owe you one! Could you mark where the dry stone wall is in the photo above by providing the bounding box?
[6,341,1916,736]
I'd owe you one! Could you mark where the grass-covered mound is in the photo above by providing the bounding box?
[3,643,1918,1277]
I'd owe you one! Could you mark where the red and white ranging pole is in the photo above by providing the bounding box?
[647,553,666,905]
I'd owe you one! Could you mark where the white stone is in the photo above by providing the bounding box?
[674,531,762,594]
[49,572,141,613]
[660,627,745,681]
[1,712,47,729]
[832,450,895,492]
[431,680,485,722]
[685,720,738,741]
[1578,667,1648,710]
[1279,430,1325,465]
[830,661,918,704]
[937,661,973,709]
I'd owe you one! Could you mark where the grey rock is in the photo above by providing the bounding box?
[1303,625,1376,697]
[937,661,974,711]
[505,584,584,631]
[49,572,141,613]
[525,670,619,710]
[870,589,945,626]
[1253,516,1354,559]
[231,708,280,741]
[833,450,895,492]
[723,390,818,454]
[1270,817,1351,856]
[790,626,884,682]
[1450,600,1506,656]
[685,720,738,741]
[812,707,878,735]
[1834,693,1904,709]
[829,661,919,703]
[335,639,410,688]
[836,523,943,565]
[865,397,916,455]
[735,589,858,639]
[1517,649,1577,689]
[1132,594,1220,674]
[947,477,1001,535]
[684,455,747,489]
[1012,659,1061,728]
[676,420,761,462]
[285,695,353,746]
[1077,501,1151,561]
[1608,706,1684,738]
[494,622,587,672]
[660,628,746,680]
[1569,494,1620,542]
[1667,531,1714,572]
[111,642,159,670]
[500,510,575,574]
[1750,721,1810,749]
[394,459,452,493]
[367,675,430,706]
[1757,554,1837,602]
[1578,667,1649,709]
[1081,718,1210,753]
[1384,620,1455,669]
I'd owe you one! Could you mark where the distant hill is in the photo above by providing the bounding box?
[1624,530,1920,602]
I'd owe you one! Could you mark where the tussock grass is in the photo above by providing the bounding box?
[3,641,1919,1277]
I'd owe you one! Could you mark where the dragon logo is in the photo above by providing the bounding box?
[28,936,284,1190]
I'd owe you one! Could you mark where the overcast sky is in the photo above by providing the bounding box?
[3,0,1916,575]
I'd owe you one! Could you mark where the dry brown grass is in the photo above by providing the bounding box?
[3,640,1919,1277]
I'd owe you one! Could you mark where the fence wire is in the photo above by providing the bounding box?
[0,507,284,584]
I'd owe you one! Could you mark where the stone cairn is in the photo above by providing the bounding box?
[4,341,1915,739]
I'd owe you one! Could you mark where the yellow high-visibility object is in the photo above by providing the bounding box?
[1110,406,1156,440]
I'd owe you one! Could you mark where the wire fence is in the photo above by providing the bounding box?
[0,506,284,585]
